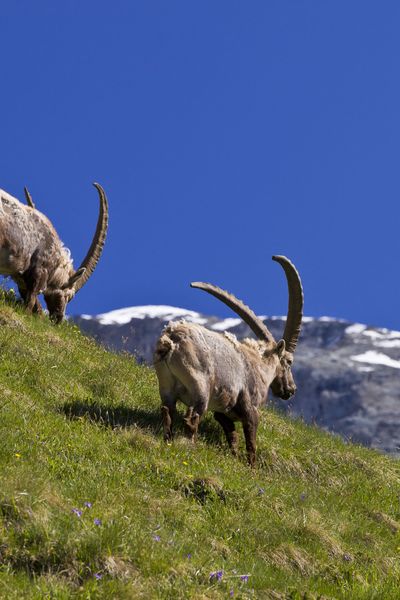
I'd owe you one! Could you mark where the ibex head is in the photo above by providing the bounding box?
[268,255,303,400]
[44,182,109,323]
[191,255,304,402]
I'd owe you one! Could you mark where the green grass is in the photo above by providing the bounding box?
[0,291,400,599]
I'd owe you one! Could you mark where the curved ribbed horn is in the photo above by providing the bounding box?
[72,182,109,292]
[272,255,303,353]
[190,282,274,343]
[24,187,35,209]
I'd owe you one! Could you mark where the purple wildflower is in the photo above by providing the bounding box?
[94,572,102,580]
[299,492,307,501]
[84,501,92,509]
[94,518,102,526]
[230,591,234,597]
[343,554,352,562]
[258,487,265,495]
[71,508,82,517]
[186,553,192,559]
[152,535,161,542]
[240,574,249,583]
[210,570,223,581]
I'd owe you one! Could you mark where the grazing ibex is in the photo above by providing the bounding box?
[0,183,109,322]
[154,256,303,466]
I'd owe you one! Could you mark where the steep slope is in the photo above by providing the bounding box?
[1,294,400,599]
[74,306,400,456]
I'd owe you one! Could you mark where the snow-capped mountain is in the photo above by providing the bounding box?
[73,307,400,456]
[80,305,209,326]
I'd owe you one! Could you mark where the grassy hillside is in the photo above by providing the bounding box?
[0,293,399,599]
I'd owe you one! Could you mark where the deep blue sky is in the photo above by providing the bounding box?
[2,2,400,328]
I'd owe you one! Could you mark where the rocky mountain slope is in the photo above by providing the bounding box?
[73,306,400,455]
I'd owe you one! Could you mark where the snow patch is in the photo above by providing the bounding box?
[362,329,400,341]
[362,330,385,340]
[351,351,400,370]
[269,315,286,321]
[387,330,400,339]
[269,315,313,322]
[345,323,366,335]
[270,315,344,323]
[319,316,339,322]
[188,313,318,330]
[374,339,400,349]
[84,305,208,326]
[211,318,242,331]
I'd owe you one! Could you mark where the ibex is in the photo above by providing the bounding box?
[0,183,109,322]
[154,256,303,466]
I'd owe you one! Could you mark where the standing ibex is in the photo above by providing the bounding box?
[0,183,109,322]
[154,256,303,466]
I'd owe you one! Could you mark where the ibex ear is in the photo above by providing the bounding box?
[65,267,86,289]
[275,339,286,358]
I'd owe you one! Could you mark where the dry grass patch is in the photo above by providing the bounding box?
[369,511,400,533]
[267,543,315,576]
[258,447,308,479]
[102,555,139,580]
[297,509,345,558]
[123,427,158,450]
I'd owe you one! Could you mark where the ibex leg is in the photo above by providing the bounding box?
[214,412,238,456]
[160,395,177,442]
[17,284,43,314]
[22,264,48,315]
[242,409,259,468]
